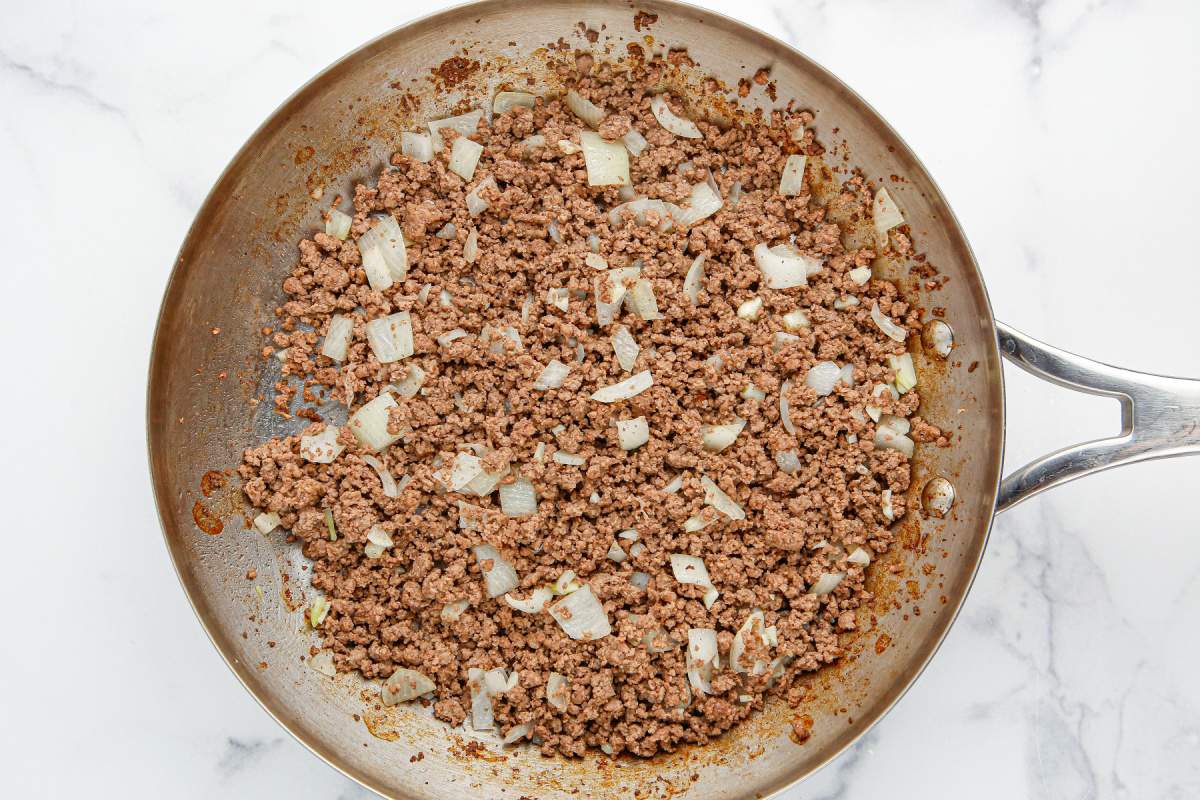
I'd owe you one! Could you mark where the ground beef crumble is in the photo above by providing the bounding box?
[240,53,943,759]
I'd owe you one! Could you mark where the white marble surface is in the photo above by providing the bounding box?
[2,0,1198,797]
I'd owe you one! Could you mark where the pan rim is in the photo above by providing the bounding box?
[146,1,1007,797]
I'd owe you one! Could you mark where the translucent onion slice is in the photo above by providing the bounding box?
[780,379,796,434]
[468,667,494,730]
[502,722,532,746]
[662,474,684,494]
[558,139,580,154]
[729,609,770,675]
[447,452,484,491]
[591,370,652,403]
[533,359,571,390]
[441,599,469,622]
[607,197,677,232]
[626,279,662,321]
[866,382,899,422]
[584,252,608,270]
[670,554,712,587]
[565,89,605,128]
[701,475,745,520]
[889,353,917,393]
[622,128,648,156]
[448,137,483,180]
[428,109,484,151]
[882,488,895,521]
[805,361,841,396]
[253,512,281,534]
[874,424,915,458]
[552,451,585,466]
[616,417,649,450]
[773,332,800,353]
[834,296,859,311]
[325,208,352,240]
[630,572,651,589]
[808,572,845,595]
[309,595,330,627]
[401,131,434,163]
[775,449,801,473]
[464,227,479,263]
[548,584,611,640]
[321,314,353,361]
[493,91,536,114]
[873,187,904,248]
[382,668,436,705]
[546,672,570,711]
[358,215,408,283]
[365,311,414,363]
[300,426,343,463]
[650,95,702,138]
[700,419,746,452]
[436,328,467,348]
[611,325,640,371]
[466,176,496,217]
[880,414,911,435]
[518,134,545,150]
[594,266,640,325]
[504,587,552,613]
[686,628,719,694]
[683,254,705,305]
[551,570,582,595]
[736,296,763,321]
[386,364,426,398]
[309,650,336,677]
[607,541,627,562]
[546,287,569,311]
[361,454,400,498]
[838,364,856,387]
[579,131,630,187]
[782,308,810,331]
[742,383,766,402]
[778,154,807,196]
[677,176,722,226]
[473,544,520,597]
[849,266,872,285]
[644,626,679,654]
[753,243,814,289]
[871,302,908,343]
[499,476,538,517]
[847,547,872,566]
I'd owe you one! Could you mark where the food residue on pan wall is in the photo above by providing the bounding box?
[191,500,223,535]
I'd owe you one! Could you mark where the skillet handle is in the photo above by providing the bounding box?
[995,321,1200,512]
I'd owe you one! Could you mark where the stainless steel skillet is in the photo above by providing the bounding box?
[146,1,1200,797]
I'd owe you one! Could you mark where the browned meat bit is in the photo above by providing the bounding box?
[240,47,936,760]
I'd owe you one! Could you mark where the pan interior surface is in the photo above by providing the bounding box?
[147,2,1004,797]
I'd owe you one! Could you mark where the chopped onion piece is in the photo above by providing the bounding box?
[557,139,580,154]
[775,450,801,473]
[499,476,538,517]
[780,379,795,434]
[447,452,484,491]
[358,215,408,283]
[441,599,469,622]
[729,180,743,206]
[428,109,483,151]
[849,266,872,285]
[300,426,343,463]
[607,541,627,562]
[552,451,585,466]
[622,128,648,156]
[382,668,436,705]
[677,177,722,226]
[615,417,650,451]
[701,475,745,520]
[880,414,911,435]
[505,587,552,613]
[548,584,611,640]
[626,279,662,321]
[873,187,904,248]
[742,383,766,402]
[584,252,608,270]
[546,672,570,711]
[889,353,917,393]
[650,95,702,138]
[448,136,483,180]
[466,176,496,217]
[847,547,872,566]
[736,296,763,321]
[439,288,453,307]
[700,419,746,452]
[838,364,856,387]
[474,544,519,597]
[468,668,494,730]
[662,474,684,494]
[386,364,426,398]
[309,650,336,677]
[866,382,899,422]
[630,572,651,589]
[435,223,456,240]
[253,512,280,534]
[670,554,712,587]
[594,266,640,326]
[365,311,414,363]
[772,332,800,352]
[683,254,705,305]
[753,243,816,289]
[551,570,582,596]
[482,324,523,355]
[436,328,468,347]
[683,513,714,532]
[519,134,545,149]
[882,489,895,521]
[580,131,630,186]
[729,610,771,675]
[493,91,536,114]
[644,626,679,654]
[607,197,676,232]
[686,628,719,694]
[533,359,571,391]
[565,89,605,128]
[782,308,810,331]
[463,227,479,263]
[871,302,908,343]
[808,572,845,595]
[309,595,330,627]
[401,131,434,163]
[834,296,859,310]
[874,424,915,458]
[325,209,352,240]
[361,454,400,498]
[592,370,652,403]
[366,525,394,552]
[546,287,569,311]
[611,325,640,372]
[778,154,807,196]
[805,361,841,396]
[502,722,532,746]
[321,314,353,361]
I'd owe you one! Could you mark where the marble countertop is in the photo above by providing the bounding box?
[3,0,1198,797]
